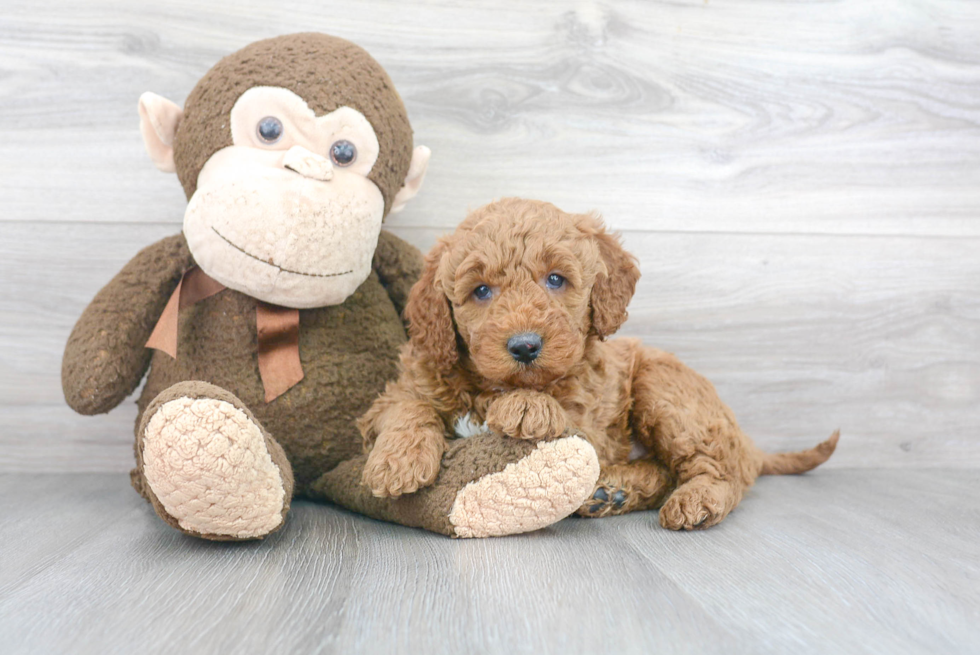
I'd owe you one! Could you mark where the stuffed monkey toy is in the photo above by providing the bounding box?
[62,33,600,541]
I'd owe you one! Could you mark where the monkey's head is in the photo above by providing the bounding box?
[137,33,430,308]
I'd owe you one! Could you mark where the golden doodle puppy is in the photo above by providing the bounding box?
[360,198,839,530]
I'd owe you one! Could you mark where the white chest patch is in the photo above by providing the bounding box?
[454,413,489,439]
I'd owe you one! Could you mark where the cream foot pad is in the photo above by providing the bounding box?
[142,396,286,539]
[449,435,600,538]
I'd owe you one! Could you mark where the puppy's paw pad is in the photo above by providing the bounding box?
[576,483,629,517]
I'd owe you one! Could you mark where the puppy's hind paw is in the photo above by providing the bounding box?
[659,479,735,530]
[576,484,629,518]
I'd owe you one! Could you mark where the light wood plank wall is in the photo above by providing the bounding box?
[2,0,978,471]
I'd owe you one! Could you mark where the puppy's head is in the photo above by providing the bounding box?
[405,198,640,388]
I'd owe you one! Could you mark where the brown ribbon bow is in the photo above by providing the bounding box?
[145,267,304,402]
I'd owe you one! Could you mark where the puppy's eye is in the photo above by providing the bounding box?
[546,273,566,290]
[257,116,284,144]
[473,285,493,301]
[330,140,357,166]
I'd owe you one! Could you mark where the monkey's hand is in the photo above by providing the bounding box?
[361,425,446,498]
[62,234,192,415]
[486,390,569,441]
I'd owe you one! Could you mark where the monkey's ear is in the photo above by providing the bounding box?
[588,217,640,339]
[404,239,457,372]
[389,146,431,214]
[138,92,183,174]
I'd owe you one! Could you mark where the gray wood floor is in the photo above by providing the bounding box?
[2,2,979,654]
[1,470,977,655]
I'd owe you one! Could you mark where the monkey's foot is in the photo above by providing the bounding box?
[310,432,599,538]
[449,435,599,538]
[137,382,293,540]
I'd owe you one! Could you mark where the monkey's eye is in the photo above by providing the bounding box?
[473,285,493,301]
[256,116,284,144]
[330,140,357,166]
[546,273,566,290]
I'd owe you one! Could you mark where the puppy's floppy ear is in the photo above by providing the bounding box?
[404,240,458,371]
[588,217,640,339]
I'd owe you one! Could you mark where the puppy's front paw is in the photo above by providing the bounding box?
[486,390,568,441]
[362,428,444,498]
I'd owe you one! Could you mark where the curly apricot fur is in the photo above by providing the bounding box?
[359,199,838,523]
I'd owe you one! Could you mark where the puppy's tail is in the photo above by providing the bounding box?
[758,430,840,476]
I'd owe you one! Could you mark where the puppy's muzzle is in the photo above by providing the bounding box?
[507,332,542,364]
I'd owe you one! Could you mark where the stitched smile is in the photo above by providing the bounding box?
[212,227,353,279]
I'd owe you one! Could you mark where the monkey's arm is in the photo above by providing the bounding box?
[372,230,424,323]
[62,234,192,415]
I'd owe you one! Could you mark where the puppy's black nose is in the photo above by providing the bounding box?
[507,333,542,363]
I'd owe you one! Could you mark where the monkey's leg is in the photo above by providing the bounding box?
[575,460,675,518]
[308,431,600,538]
[131,381,294,541]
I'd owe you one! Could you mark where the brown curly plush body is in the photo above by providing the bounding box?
[360,198,838,529]
[63,229,416,491]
